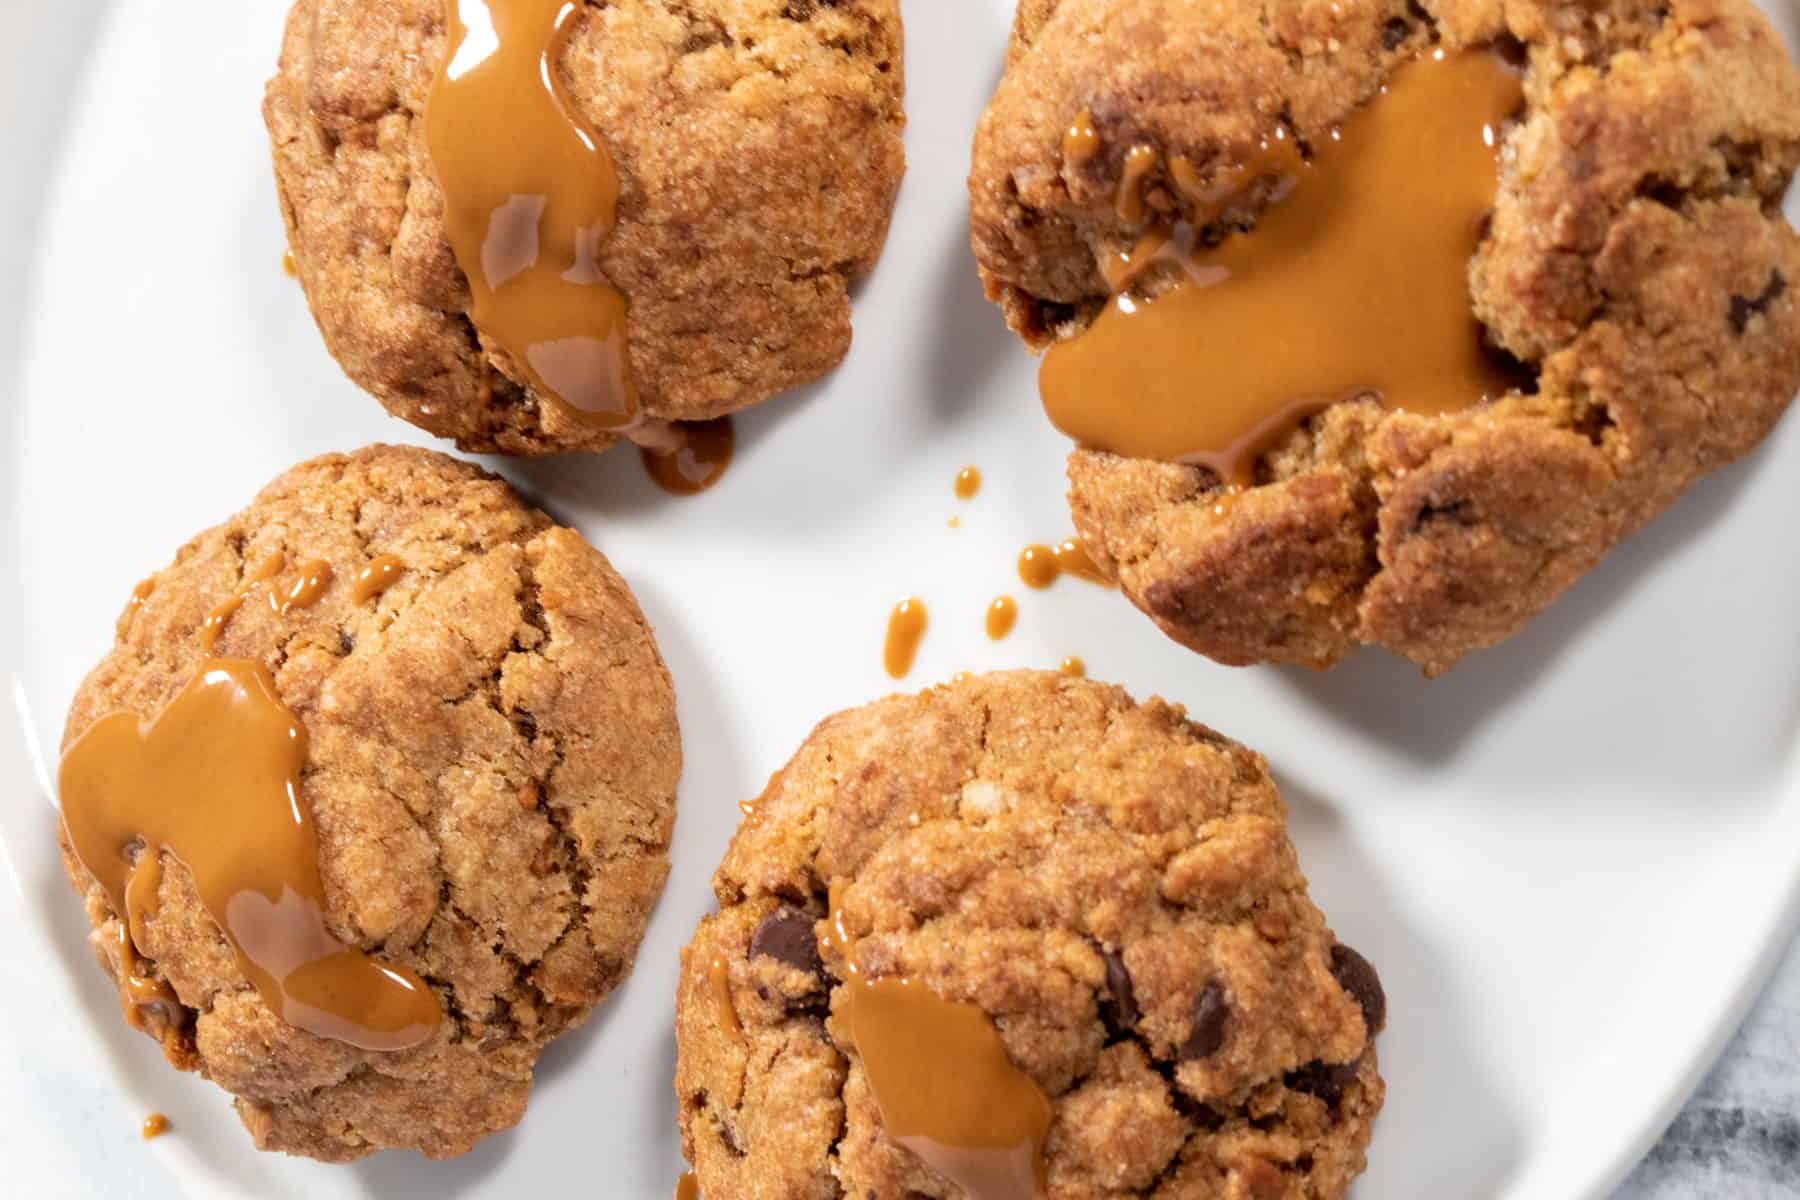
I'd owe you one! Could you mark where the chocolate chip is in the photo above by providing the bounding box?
[750,905,824,978]
[1329,944,1386,1035]
[1098,946,1140,1033]
[1381,17,1410,49]
[1180,981,1230,1060]
[1729,269,1787,335]
[1493,34,1529,70]
[1285,1057,1362,1107]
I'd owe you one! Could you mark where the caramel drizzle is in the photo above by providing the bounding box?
[1063,109,1099,169]
[427,0,637,427]
[883,598,928,679]
[269,559,333,615]
[1016,538,1110,590]
[1041,49,1523,488]
[1116,144,1159,225]
[824,885,1052,1200]
[954,466,983,501]
[709,954,743,1044]
[641,418,736,496]
[352,555,407,605]
[985,596,1018,641]
[674,1173,700,1200]
[60,659,440,1051]
[199,552,285,655]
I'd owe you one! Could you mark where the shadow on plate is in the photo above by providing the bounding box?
[1275,440,1773,766]
[1279,774,1525,1197]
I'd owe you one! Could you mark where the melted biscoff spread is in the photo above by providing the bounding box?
[60,659,440,1051]
[1041,49,1522,486]
[427,0,636,426]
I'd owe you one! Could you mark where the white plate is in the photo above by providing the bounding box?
[4,2,1799,1197]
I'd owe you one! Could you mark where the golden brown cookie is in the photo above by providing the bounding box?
[675,671,1384,1198]
[265,0,905,455]
[57,445,680,1160]
[970,0,1800,673]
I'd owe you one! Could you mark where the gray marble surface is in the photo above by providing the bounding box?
[1616,934,1800,1198]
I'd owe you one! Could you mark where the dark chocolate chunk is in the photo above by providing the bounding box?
[1099,946,1140,1033]
[1729,270,1788,335]
[750,905,825,978]
[1180,981,1230,1060]
[1381,17,1411,49]
[1285,1057,1363,1108]
[1329,943,1386,1035]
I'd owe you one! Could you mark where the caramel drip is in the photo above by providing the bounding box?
[675,1172,700,1200]
[106,916,183,1054]
[883,598,928,679]
[709,955,743,1042]
[1063,110,1099,168]
[428,0,636,426]
[281,250,297,278]
[825,886,1051,1199]
[641,418,736,496]
[352,555,407,605]
[1059,657,1086,678]
[954,466,983,501]
[1017,538,1110,590]
[199,552,285,655]
[141,1114,170,1140]
[1116,144,1159,225]
[270,559,333,615]
[60,659,440,1051]
[1042,50,1523,488]
[985,596,1018,641]
[129,578,155,612]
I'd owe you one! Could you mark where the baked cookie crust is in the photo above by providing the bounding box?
[675,671,1384,1198]
[58,445,681,1160]
[265,0,906,455]
[971,0,1800,673]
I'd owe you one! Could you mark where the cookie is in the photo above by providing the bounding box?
[970,0,1800,673]
[675,671,1384,1198]
[56,445,680,1161]
[264,0,905,456]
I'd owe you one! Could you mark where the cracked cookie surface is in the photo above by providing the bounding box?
[57,445,680,1160]
[675,670,1383,1198]
[970,0,1800,674]
[265,0,905,455]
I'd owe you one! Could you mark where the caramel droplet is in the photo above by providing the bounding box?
[1116,143,1159,226]
[129,578,155,611]
[641,418,736,496]
[883,598,928,679]
[141,1114,170,1141]
[985,596,1018,642]
[269,559,333,616]
[709,955,742,1043]
[281,250,297,278]
[1063,109,1100,168]
[59,659,440,1051]
[1041,50,1523,489]
[427,0,636,426]
[1059,656,1087,678]
[1017,537,1111,591]
[352,555,406,605]
[826,886,1051,1200]
[199,552,286,656]
[954,466,983,501]
[675,1172,700,1200]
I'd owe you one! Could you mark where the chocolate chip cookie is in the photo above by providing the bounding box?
[675,670,1384,1197]
[265,0,905,455]
[970,0,1800,673]
[57,445,680,1160]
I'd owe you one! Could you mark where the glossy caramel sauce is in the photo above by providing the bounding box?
[1059,656,1086,678]
[641,418,736,496]
[198,552,286,655]
[954,466,983,501]
[141,1114,170,1141]
[883,598,928,679]
[675,1173,700,1200]
[281,250,297,278]
[1016,538,1111,590]
[60,659,440,1051]
[1041,49,1523,488]
[1116,144,1159,225]
[985,596,1018,641]
[352,555,406,605]
[709,954,743,1043]
[1063,109,1099,168]
[428,0,637,427]
[270,559,332,616]
[826,885,1052,1199]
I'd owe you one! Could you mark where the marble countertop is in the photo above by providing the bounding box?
[1616,934,1800,1198]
